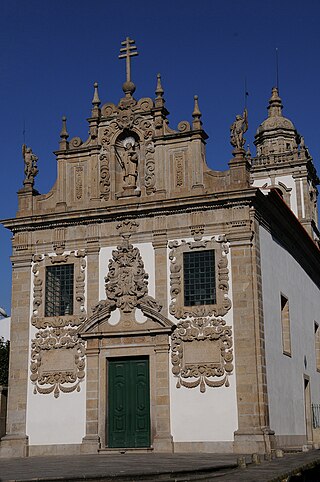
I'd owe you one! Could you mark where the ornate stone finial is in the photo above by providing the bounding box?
[59,116,69,150]
[91,81,101,117]
[119,36,138,95]
[230,109,248,150]
[155,73,164,98]
[268,87,283,117]
[22,144,38,187]
[192,95,202,129]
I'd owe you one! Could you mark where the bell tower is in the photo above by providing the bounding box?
[251,87,319,242]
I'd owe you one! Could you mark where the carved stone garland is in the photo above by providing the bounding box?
[169,236,233,392]
[30,249,86,398]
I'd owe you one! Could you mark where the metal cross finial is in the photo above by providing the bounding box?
[119,37,138,82]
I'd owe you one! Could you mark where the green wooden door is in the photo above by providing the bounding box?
[108,357,150,448]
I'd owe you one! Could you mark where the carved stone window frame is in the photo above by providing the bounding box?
[30,249,87,398]
[31,250,87,329]
[169,236,231,320]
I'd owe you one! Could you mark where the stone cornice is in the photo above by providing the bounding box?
[1,189,259,233]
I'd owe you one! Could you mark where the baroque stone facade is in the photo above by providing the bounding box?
[1,39,320,457]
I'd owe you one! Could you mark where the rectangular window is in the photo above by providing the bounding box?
[183,250,216,306]
[45,264,74,317]
[314,323,320,372]
[281,294,291,356]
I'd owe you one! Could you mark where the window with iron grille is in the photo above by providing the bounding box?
[183,250,216,306]
[45,264,74,317]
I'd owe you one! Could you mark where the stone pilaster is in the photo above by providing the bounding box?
[153,335,173,452]
[86,226,100,316]
[81,338,100,453]
[227,220,275,454]
[0,255,32,458]
[152,231,168,314]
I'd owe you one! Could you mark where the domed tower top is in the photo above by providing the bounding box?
[254,87,301,156]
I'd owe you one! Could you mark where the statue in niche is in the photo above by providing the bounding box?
[230,109,248,149]
[116,137,139,189]
[22,144,38,186]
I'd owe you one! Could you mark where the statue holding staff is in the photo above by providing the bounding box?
[230,108,248,149]
[22,144,38,186]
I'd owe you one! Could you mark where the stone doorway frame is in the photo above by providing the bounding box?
[79,308,174,453]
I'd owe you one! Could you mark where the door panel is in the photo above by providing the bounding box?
[108,357,150,448]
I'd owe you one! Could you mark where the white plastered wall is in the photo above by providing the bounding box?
[260,226,320,436]
[252,175,298,216]
[26,255,87,445]
[167,237,238,443]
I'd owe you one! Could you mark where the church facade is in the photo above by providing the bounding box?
[1,39,320,457]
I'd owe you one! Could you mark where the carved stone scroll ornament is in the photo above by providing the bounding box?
[136,118,156,194]
[145,140,156,194]
[171,317,233,393]
[99,146,111,200]
[30,327,85,398]
[169,236,232,320]
[106,238,160,315]
[92,234,161,322]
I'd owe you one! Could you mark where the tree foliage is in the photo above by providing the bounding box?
[0,338,9,386]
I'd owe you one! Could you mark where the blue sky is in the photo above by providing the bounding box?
[1,0,320,313]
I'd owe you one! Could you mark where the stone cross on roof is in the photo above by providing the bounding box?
[119,37,138,84]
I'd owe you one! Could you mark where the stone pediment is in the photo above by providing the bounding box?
[78,302,174,337]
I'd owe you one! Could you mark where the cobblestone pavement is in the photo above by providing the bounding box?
[0,450,319,481]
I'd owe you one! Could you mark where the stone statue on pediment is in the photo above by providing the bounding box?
[230,109,248,149]
[23,144,38,186]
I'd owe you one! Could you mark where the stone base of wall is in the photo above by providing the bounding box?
[233,430,276,454]
[173,441,234,453]
[29,444,82,457]
[0,435,29,458]
[275,434,308,449]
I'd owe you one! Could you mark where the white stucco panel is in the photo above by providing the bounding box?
[26,256,87,445]
[167,236,238,442]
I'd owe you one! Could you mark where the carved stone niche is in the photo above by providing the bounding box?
[114,130,141,198]
[168,235,232,320]
[30,249,87,398]
[171,317,233,393]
